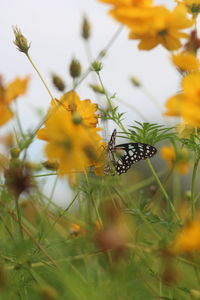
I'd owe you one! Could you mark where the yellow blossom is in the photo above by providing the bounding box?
[161,145,190,174]
[37,91,105,182]
[172,220,200,253]
[98,0,152,8]
[176,0,200,15]
[110,4,194,50]
[165,72,200,126]
[58,90,98,127]
[0,76,29,126]
[129,5,194,50]
[172,52,199,72]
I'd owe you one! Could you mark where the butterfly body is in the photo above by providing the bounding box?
[105,130,157,175]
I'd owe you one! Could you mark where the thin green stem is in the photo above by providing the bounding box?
[15,196,24,240]
[96,71,113,109]
[96,71,128,134]
[147,159,180,223]
[191,156,200,219]
[74,25,123,89]
[26,53,54,100]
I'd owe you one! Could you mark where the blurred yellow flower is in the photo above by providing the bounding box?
[37,91,105,182]
[172,52,199,72]
[98,0,152,8]
[0,76,29,126]
[128,5,194,50]
[172,220,200,253]
[176,0,200,15]
[165,72,200,126]
[161,145,190,174]
[176,122,194,138]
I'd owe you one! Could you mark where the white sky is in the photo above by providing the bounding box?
[1,0,186,206]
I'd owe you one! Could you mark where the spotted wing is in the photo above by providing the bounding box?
[104,129,117,175]
[114,143,157,175]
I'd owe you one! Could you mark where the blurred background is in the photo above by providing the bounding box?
[1,0,181,206]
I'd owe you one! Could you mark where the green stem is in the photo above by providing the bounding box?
[96,71,113,109]
[74,25,123,89]
[147,160,180,223]
[26,53,54,100]
[96,72,128,134]
[15,195,24,240]
[191,156,200,219]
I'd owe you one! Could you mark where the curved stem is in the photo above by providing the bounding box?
[147,159,180,223]
[26,53,54,100]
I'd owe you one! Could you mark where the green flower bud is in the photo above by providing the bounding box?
[82,17,91,40]
[69,58,82,78]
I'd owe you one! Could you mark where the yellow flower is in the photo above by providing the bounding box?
[161,145,190,174]
[110,4,194,50]
[165,72,200,126]
[172,220,200,253]
[171,52,199,72]
[0,76,29,126]
[176,0,200,15]
[98,0,152,8]
[37,91,105,182]
[176,122,194,138]
[58,90,98,128]
[129,5,194,50]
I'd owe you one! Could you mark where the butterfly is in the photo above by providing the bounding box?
[105,129,157,175]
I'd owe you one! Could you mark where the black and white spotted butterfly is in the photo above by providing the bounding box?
[105,129,157,175]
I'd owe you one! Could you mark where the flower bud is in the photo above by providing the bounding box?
[190,289,200,299]
[41,286,58,300]
[42,160,59,171]
[69,58,82,78]
[91,61,103,72]
[81,17,90,40]
[51,73,66,92]
[13,26,30,54]
[130,76,141,87]
[10,147,20,158]
[89,84,104,94]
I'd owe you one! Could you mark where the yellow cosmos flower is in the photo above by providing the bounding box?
[129,5,194,50]
[111,4,194,50]
[37,91,105,182]
[57,90,98,128]
[165,72,200,126]
[171,52,199,72]
[0,76,29,126]
[161,145,190,174]
[98,0,152,8]
[176,122,194,138]
[176,0,200,15]
[172,220,200,253]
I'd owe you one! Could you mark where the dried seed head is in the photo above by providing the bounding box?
[13,26,30,54]
[4,160,35,198]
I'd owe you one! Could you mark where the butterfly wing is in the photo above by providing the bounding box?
[104,129,117,175]
[114,143,157,175]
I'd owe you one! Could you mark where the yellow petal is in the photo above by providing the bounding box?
[5,76,29,103]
